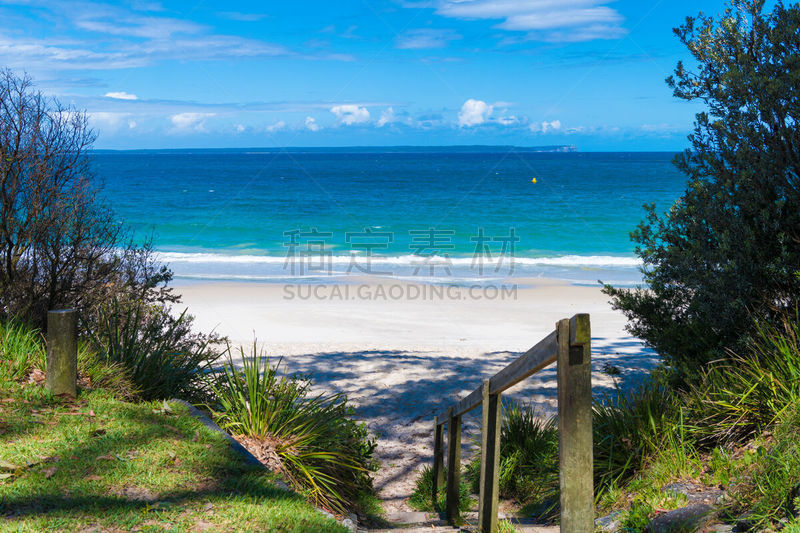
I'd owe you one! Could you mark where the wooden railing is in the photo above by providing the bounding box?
[431,314,594,533]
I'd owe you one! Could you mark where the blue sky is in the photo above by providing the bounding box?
[0,0,732,150]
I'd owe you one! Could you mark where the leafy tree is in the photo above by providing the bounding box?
[0,69,175,327]
[604,0,800,377]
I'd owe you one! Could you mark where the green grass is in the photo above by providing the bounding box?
[682,311,800,448]
[0,383,347,532]
[597,399,800,530]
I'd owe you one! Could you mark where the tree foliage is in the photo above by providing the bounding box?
[0,69,175,327]
[604,0,800,376]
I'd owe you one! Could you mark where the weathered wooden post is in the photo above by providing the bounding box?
[556,314,593,532]
[478,378,502,533]
[432,416,445,509]
[445,406,461,523]
[46,309,78,397]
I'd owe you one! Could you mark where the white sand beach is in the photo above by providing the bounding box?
[176,278,658,511]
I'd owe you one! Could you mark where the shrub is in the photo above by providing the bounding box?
[86,298,220,402]
[75,343,138,400]
[603,1,800,378]
[0,69,177,330]
[208,344,377,514]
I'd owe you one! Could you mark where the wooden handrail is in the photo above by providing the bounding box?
[431,313,593,533]
[435,329,559,422]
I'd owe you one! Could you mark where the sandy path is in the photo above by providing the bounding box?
[176,278,658,512]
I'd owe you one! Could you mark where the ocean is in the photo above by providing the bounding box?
[90,148,688,287]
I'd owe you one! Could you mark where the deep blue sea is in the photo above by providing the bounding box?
[90,148,688,287]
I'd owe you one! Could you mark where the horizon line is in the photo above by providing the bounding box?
[90,145,685,153]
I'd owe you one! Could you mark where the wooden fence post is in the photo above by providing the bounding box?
[46,309,77,397]
[478,378,502,533]
[432,416,445,510]
[445,406,461,524]
[556,314,593,532]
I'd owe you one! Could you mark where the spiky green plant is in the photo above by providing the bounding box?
[497,519,520,533]
[497,401,558,502]
[86,298,220,401]
[208,344,377,514]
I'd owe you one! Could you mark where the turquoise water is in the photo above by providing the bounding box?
[91,148,687,286]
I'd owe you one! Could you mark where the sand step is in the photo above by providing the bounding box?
[363,512,559,532]
[364,524,465,533]
[364,526,556,532]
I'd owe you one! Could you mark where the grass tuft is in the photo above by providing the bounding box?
[0,319,44,383]
[407,464,471,513]
[207,343,377,514]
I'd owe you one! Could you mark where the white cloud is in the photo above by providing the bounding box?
[0,36,147,71]
[495,115,519,126]
[458,99,493,127]
[88,112,136,131]
[170,112,215,132]
[104,91,138,100]
[266,120,287,132]
[395,28,462,50]
[305,116,320,131]
[530,119,562,133]
[0,2,356,74]
[74,12,205,40]
[330,104,370,125]
[433,0,626,42]
[235,124,245,133]
[377,107,397,127]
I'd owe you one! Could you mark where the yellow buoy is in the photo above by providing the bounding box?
[531,177,537,184]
